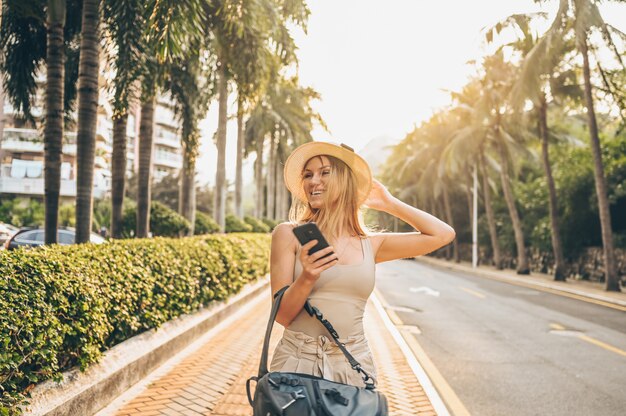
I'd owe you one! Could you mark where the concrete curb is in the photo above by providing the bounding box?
[371,292,452,416]
[22,276,270,416]
[417,256,626,309]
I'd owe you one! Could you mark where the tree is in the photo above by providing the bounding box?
[206,0,311,229]
[244,76,325,220]
[485,12,578,280]
[135,0,204,238]
[525,0,624,290]
[0,0,81,243]
[44,0,66,244]
[136,78,156,238]
[74,0,101,243]
[103,0,146,238]
[167,46,214,235]
[443,53,535,274]
[445,80,505,269]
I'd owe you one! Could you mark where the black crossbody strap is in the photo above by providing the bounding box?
[257,285,376,389]
[257,285,289,378]
[303,301,377,389]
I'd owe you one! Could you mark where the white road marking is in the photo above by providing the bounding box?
[409,286,440,297]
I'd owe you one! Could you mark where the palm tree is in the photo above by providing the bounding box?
[522,0,623,290]
[244,103,271,218]
[135,0,205,238]
[444,54,535,274]
[74,0,101,243]
[136,78,156,238]
[214,62,228,229]
[0,0,81,244]
[45,0,66,244]
[245,76,325,219]
[208,0,310,227]
[446,80,505,269]
[235,95,245,218]
[167,47,213,234]
[486,12,578,280]
[103,0,145,238]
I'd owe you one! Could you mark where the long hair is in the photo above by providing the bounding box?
[288,155,370,242]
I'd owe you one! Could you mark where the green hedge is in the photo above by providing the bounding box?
[122,201,191,237]
[225,214,253,233]
[0,233,270,413]
[244,216,271,233]
[194,211,220,235]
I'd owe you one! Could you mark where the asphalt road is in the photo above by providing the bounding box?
[375,259,626,416]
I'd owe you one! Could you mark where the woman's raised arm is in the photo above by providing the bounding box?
[365,180,456,263]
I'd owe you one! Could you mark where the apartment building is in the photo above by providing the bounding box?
[0,83,182,202]
[152,95,183,182]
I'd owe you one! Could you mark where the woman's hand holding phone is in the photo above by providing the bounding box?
[299,239,339,282]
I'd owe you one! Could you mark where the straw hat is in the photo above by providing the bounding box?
[283,141,373,205]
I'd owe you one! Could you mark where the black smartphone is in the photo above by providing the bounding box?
[292,222,334,259]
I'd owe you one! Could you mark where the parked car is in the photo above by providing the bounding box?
[0,223,19,248]
[3,227,106,250]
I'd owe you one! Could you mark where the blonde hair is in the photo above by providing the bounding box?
[288,155,370,242]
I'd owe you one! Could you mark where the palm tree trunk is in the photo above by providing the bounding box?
[75,0,100,243]
[43,0,66,245]
[255,135,264,218]
[442,186,459,262]
[276,174,285,220]
[267,132,276,220]
[496,138,530,274]
[579,37,620,291]
[137,94,155,238]
[276,141,288,220]
[479,150,502,269]
[111,113,127,238]
[235,95,244,218]
[180,153,196,235]
[538,96,566,281]
[214,64,228,231]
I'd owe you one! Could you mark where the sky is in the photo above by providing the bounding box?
[195,0,626,187]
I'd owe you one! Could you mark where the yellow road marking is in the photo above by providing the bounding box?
[578,335,626,358]
[460,287,486,299]
[550,323,626,358]
[401,331,472,416]
[386,308,404,326]
[375,288,470,416]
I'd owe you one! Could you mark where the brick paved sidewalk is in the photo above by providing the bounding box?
[107,294,438,416]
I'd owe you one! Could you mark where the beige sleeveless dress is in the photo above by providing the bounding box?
[269,237,377,388]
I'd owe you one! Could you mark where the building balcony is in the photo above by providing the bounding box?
[2,128,77,155]
[154,130,180,149]
[153,152,182,169]
[0,176,76,197]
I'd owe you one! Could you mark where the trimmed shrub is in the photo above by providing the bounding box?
[225,214,252,233]
[122,201,191,237]
[0,233,270,413]
[244,216,270,233]
[261,218,280,232]
[194,211,220,235]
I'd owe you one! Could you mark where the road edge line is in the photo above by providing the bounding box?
[371,290,454,416]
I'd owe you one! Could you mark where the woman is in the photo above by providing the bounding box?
[269,141,455,387]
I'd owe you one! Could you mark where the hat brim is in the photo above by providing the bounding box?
[283,141,373,205]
